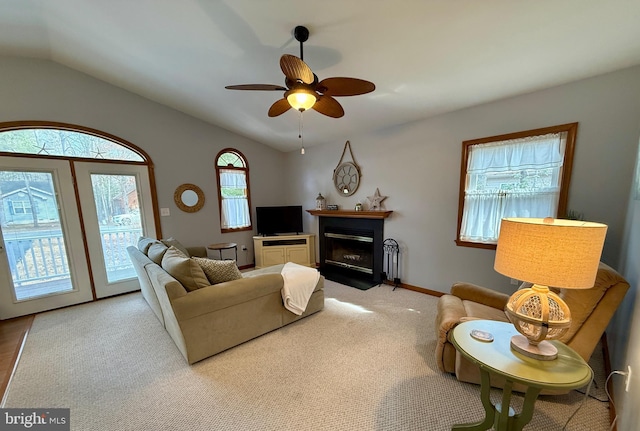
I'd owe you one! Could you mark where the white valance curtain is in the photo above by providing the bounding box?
[460,133,566,243]
[220,169,250,229]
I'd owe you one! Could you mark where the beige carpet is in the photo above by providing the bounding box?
[3,281,610,430]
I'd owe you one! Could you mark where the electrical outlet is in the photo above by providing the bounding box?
[241,245,247,251]
[626,365,632,392]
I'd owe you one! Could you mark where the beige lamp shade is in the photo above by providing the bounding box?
[494,217,607,289]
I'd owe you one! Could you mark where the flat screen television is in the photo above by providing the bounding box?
[256,205,303,236]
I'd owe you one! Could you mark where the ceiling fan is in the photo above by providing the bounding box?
[225,26,375,118]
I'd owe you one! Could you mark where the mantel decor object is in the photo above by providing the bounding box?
[367,188,387,211]
[333,140,361,197]
[316,193,326,210]
[494,217,607,360]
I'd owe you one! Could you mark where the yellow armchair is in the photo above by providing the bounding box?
[435,262,629,390]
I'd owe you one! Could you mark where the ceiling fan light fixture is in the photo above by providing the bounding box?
[286,89,317,111]
[225,25,374,120]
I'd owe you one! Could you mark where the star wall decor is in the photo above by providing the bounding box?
[367,188,387,210]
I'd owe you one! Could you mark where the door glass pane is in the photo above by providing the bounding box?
[90,174,142,283]
[0,170,73,301]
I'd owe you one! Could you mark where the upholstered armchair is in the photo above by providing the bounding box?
[435,262,629,390]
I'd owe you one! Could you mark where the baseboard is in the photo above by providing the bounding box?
[382,279,444,297]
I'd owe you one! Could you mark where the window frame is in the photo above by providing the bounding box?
[214,148,253,233]
[11,201,32,214]
[455,123,578,249]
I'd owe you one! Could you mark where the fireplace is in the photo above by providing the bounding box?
[325,232,374,275]
[314,212,389,290]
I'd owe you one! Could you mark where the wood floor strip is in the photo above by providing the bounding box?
[0,315,34,404]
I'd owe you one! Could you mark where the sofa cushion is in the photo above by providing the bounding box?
[138,237,159,255]
[161,237,190,258]
[193,257,242,285]
[147,242,170,265]
[162,246,210,292]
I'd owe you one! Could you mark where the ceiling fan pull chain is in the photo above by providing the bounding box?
[299,111,305,154]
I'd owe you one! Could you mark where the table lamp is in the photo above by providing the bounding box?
[494,217,607,360]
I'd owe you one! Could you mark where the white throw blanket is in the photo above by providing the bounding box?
[281,262,320,315]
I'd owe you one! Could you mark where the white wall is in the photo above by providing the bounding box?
[285,66,640,294]
[0,56,287,266]
[611,141,640,429]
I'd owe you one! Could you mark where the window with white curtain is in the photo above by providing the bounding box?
[456,123,578,248]
[215,149,252,233]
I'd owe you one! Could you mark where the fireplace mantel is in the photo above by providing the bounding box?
[306,209,393,219]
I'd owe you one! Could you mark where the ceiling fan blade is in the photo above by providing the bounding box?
[225,84,287,91]
[312,95,344,118]
[268,98,292,117]
[317,77,375,96]
[280,54,314,85]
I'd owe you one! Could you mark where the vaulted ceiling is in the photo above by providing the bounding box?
[2,1,640,152]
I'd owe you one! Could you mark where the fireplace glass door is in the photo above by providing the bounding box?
[324,232,374,274]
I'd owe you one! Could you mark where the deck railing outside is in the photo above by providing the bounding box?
[5,227,142,287]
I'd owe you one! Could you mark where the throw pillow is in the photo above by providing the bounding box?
[161,237,190,258]
[138,237,158,255]
[161,246,210,292]
[193,257,242,285]
[147,242,170,265]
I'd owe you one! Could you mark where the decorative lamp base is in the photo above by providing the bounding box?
[510,335,558,361]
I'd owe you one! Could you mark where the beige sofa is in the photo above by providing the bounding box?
[127,237,324,364]
[435,262,629,392]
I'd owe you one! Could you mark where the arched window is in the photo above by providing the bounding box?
[0,124,145,161]
[0,121,159,318]
[215,148,252,233]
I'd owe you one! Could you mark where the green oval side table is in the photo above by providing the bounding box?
[450,320,593,431]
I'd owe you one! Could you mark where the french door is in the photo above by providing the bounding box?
[0,157,157,318]
[0,157,93,319]
[74,162,156,298]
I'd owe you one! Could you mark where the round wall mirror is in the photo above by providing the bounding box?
[174,183,205,213]
[181,190,198,206]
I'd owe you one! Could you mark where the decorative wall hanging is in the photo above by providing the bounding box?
[367,188,387,210]
[333,141,361,197]
[174,183,205,213]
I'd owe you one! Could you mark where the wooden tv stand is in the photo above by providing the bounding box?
[253,234,316,269]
